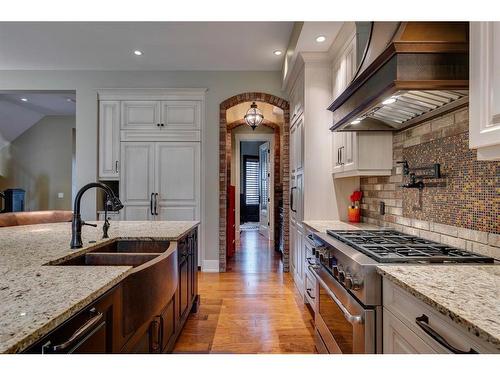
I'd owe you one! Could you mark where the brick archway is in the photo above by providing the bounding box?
[219,92,290,272]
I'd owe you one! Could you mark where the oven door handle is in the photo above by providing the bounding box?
[310,266,364,325]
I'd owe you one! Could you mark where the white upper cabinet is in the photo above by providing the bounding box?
[121,100,161,130]
[98,101,121,180]
[470,22,500,160]
[331,31,393,178]
[161,101,201,131]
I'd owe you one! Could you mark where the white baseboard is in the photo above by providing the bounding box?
[201,260,219,272]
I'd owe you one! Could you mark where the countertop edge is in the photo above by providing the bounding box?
[4,267,132,354]
[376,267,500,350]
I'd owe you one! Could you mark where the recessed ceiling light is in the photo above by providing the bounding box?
[273,50,282,56]
[20,98,28,102]
[66,98,75,103]
[382,97,397,105]
[133,50,143,56]
[315,35,326,43]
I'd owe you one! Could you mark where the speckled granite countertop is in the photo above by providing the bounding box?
[0,220,199,353]
[302,220,381,233]
[377,265,500,350]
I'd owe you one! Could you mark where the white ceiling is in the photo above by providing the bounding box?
[296,22,344,52]
[0,91,76,146]
[0,22,294,71]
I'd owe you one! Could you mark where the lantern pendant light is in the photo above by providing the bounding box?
[244,101,264,130]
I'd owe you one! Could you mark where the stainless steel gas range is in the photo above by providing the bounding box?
[308,229,495,354]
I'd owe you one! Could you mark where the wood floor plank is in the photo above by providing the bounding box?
[173,230,316,354]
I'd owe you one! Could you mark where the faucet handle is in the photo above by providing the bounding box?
[82,221,97,228]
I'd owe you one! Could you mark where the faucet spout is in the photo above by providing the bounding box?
[70,182,123,249]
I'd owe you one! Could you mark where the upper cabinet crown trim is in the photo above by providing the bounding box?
[97,88,208,101]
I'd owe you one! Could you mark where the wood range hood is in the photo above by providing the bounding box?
[328,22,469,132]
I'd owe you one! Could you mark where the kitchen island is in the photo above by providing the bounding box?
[0,220,199,353]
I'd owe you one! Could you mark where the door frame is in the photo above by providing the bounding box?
[234,133,275,244]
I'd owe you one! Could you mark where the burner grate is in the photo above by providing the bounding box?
[326,230,494,263]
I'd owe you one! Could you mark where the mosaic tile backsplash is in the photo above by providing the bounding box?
[360,107,500,235]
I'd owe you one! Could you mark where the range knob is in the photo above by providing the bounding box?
[345,276,363,290]
[338,269,346,283]
[332,265,339,278]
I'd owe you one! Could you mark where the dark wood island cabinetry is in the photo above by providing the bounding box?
[24,226,199,354]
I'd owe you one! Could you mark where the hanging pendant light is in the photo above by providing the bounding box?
[244,102,264,130]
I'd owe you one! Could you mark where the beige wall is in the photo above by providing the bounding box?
[0,116,75,211]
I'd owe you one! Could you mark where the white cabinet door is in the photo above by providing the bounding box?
[332,132,345,174]
[155,142,200,221]
[470,22,500,160]
[99,101,121,179]
[290,124,297,175]
[342,131,357,172]
[383,308,438,354]
[294,115,304,173]
[289,221,296,274]
[121,101,161,130]
[295,171,304,223]
[120,142,155,220]
[160,101,201,131]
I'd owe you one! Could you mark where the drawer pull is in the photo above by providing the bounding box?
[306,257,315,266]
[306,288,315,300]
[415,315,478,354]
[45,309,104,353]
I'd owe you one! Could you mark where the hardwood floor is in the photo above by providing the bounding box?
[173,230,317,354]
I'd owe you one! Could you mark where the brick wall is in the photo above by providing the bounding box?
[360,107,500,259]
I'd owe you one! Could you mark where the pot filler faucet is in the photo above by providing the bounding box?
[70,182,124,249]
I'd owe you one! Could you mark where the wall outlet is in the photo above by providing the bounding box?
[57,192,64,199]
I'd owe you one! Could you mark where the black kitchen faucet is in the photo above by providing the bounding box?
[70,182,123,249]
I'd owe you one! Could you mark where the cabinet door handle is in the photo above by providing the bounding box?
[306,257,315,266]
[115,160,119,173]
[290,187,297,213]
[415,315,478,354]
[154,193,159,216]
[340,146,345,165]
[150,318,161,352]
[337,147,341,165]
[47,309,104,353]
[306,288,315,300]
[150,193,154,216]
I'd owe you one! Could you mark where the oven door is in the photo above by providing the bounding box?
[311,266,376,354]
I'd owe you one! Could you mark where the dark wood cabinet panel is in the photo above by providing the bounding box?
[25,285,119,354]
[161,297,176,352]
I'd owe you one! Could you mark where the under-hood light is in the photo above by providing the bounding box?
[350,119,361,125]
[382,97,397,105]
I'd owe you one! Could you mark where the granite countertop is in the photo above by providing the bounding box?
[377,265,500,350]
[302,220,381,233]
[0,220,199,353]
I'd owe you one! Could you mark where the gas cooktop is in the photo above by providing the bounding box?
[326,229,495,264]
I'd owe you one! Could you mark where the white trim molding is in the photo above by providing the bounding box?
[97,88,208,101]
[202,260,220,273]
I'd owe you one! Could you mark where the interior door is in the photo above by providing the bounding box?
[120,142,155,220]
[155,142,200,221]
[258,142,271,239]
